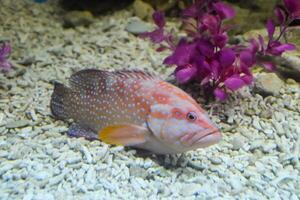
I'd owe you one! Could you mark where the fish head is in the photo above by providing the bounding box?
[147,90,221,153]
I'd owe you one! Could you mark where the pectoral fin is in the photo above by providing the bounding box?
[99,124,148,146]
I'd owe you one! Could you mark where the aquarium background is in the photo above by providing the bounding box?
[0,0,299,199]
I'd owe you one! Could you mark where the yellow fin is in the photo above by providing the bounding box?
[99,124,148,146]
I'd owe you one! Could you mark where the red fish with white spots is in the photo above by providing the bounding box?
[50,69,221,154]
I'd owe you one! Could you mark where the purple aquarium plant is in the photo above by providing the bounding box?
[141,0,298,101]
[0,42,12,72]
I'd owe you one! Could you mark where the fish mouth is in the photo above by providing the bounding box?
[180,128,222,147]
[194,129,222,147]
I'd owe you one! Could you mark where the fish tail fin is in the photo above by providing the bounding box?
[50,81,71,120]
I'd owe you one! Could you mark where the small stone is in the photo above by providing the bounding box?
[129,166,148,179]
[262,143,277,153]
[230,135,245,150]
[180,183,200,196]
[263,129,274,137]
[48,173,66,186]
[66,156,81,164]
[63,11,94,28]
[125,19,151,35]
[254,73,284,96]
[0,113,4,125]
[209,157,222,165]
[6,120,29,129]
[34,171,50,181]
[252,117,262,130]
[286,78,297,85]
[228,176,243,191]
[80,146,93,164]
[133,0,154,20]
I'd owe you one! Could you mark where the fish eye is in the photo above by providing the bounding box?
[186,112,197,121]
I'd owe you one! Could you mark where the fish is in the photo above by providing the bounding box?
[50,69,221,154]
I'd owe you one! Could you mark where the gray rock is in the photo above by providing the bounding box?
[63,11,94,28]
[125,19,151,35]
[133,0,154,20]
[5,120,29,129]
[276,53,300,81]
[254,73,284,96]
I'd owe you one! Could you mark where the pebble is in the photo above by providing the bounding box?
[209,157,222,165]
[273,122,285,135]
[125,19,151,35]
[66,157,81,165]
[5,120,29,129]
[230,135,245,150]
[254,73,284,96]
[63,11,94,28]
[228,176,243,191]
[48,172,66,186]
[252,117,262,130]
[34,171,50,181]
[0,113,4,125]
[180,183,200,196]
[129,166,148,179]
[80,146,93,164]
[262,143,277,153]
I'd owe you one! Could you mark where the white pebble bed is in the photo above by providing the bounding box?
[0,0,299,199]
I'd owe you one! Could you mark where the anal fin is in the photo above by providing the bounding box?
[99,124,148,146]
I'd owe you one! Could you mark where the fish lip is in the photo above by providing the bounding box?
[179,128,221,147]
[193,128,221,145]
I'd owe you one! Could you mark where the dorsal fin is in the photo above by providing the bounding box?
[114,69,159,80]
[69,69,160,93]
[69,69,109,92]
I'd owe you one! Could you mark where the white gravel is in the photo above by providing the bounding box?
[0,0,299,199]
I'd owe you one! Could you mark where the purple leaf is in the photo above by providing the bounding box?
[196,39,214,58]
[214,88,228,101]
[140,29,165,43]
[249,38,259,53]
[273,43,296,52]
[175,66,197,84]
[283,0,300,18]
[274,6,286,24]
[153,11,165,28]
[218,48,235,68]
[181,1,202,18]
[213,33,228,48]
[213,2,236,20]
[0,43,11,59]
[201,14,219,33]
[210,60,221,79]
[241,74,253,84]
[163,39,197,66]
[258,35,265,51]
[266,19,275,41]
[240,50,254,68]
[224,76,245,90]
[268,42,296,56]
[0,42,12,72]
[262,62,276,71]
